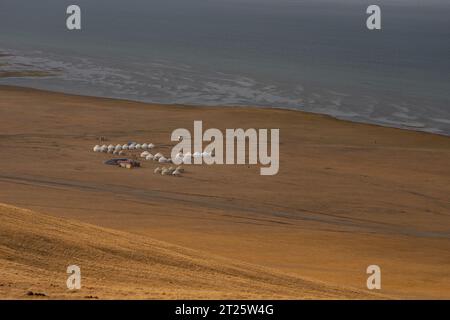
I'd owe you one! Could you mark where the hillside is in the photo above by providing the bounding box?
[0,203,375,299]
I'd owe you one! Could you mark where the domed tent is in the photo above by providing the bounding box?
[158,156,168,163]
[154,153,163,160]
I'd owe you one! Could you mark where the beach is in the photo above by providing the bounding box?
[0,85,449,299]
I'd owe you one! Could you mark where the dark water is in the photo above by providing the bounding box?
[1,0,449,134]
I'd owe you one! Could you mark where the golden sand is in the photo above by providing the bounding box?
[0,85,449,299]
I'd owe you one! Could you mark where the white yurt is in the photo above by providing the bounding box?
[154,152,163,160]
[93,145,101,152]
[146,154,154,161]
[141,143,148,150]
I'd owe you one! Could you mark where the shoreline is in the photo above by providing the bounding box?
[1,84,448,138]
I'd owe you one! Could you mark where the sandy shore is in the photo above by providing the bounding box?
[0,85,449,299]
